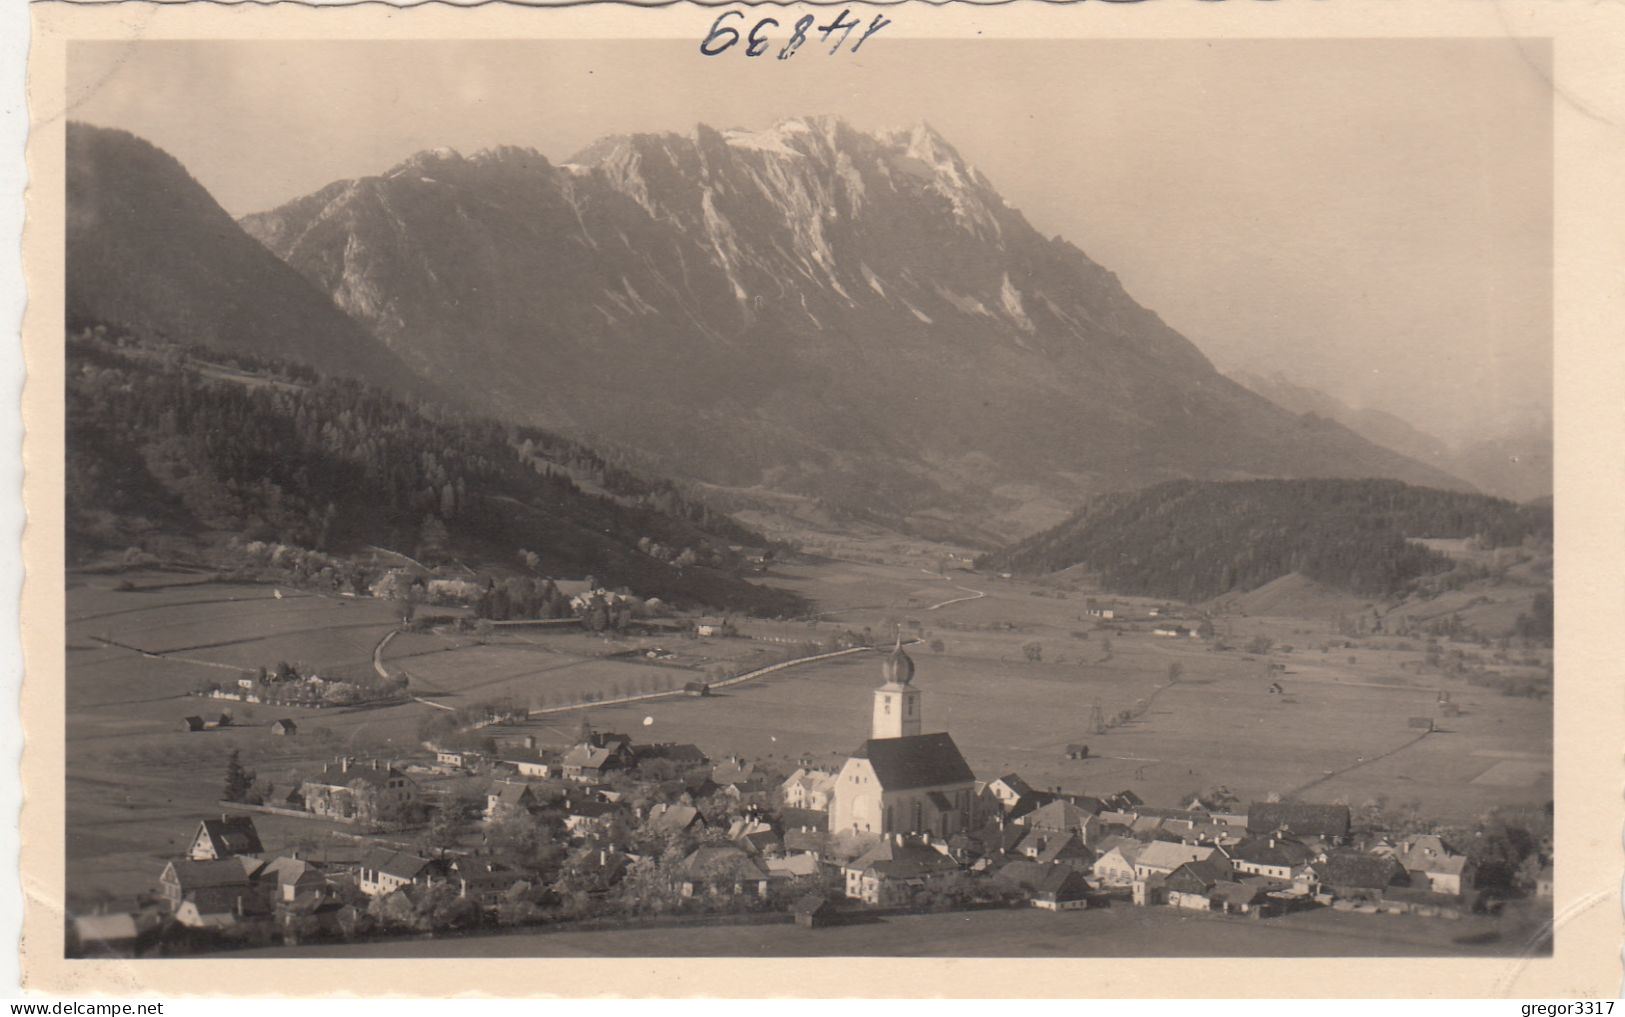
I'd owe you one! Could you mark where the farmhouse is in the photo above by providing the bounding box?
[158,858,260,915]
[1229,835,1315,881]
[1132,842,1227,881]
[841,835,962,905]
[187,816,264,861]
[1090,838,1146,886]
[780,767,838,811]
[1014,799,1101,843]
[257,855,328,903]
[299,757,418,825]
[484,780,537,822]
[983,774,1035,814]
[356,848,441,897]
[1313,851,1409,903]
[1395,834,1475,896]
[831,644,976,838]
[676,845,771,899]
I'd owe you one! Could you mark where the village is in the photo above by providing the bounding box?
[69,633,1554,959]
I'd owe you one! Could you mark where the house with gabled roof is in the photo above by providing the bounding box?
[1229,835,1315,881]
[841,834,962,905]
[1133,841,1228,881]
[356,848,441,897]
[1395,834,1475,896]
[781,767,839,811]
[1313,851,1409,903]
[1014,799,1101,844]
[158,857,262,915]
[995,860,1093,910]
[484,779,537,822]
[256,855,328,903]
[1090,837,1146,886]
[984,774,1035,813]
[299,757,417,825]
[676,845,771,899]
[188,815,264,861]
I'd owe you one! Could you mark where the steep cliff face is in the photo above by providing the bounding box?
[241,116,1468,537]
[66,122,429,397]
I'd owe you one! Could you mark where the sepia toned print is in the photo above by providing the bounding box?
[21,0,1623,998]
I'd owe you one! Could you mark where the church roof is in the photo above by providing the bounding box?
[852,733,974,791]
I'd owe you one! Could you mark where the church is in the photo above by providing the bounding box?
[830,641,977,838]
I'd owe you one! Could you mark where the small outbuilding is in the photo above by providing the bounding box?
[1065,743,1090,760]
[683,681,711,697]
[270,719,298,736]
[1407,717,1435,732]
[793,893,838,928]
[180,716,206,733]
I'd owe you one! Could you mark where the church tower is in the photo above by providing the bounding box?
[871,640,922,739]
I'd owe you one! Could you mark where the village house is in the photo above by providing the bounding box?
[1090,837,1146,886]
[1313,851,1409,904]
[435,749,478,768]
[780,767,838,811]
[561,797,622,837]
[560,744,622,782]
[983,774,1035,814]
[1013,828,1094,869]
[448,858,526,908]
[646,802,705,838]
[508,758,553,779]
[1210,877,1278,916]
[356,848,441,897]
[1229,835,1317,884]
[256,855,328,904]
[1133,841,1228,882]
[1163,856,1253,912]
[841,835,962,905]
[484,779,537,822]
[831,645,977,838]
[676,845,771,899]
[995,859,1093,910]
[158,857,262,917]
[1395,834,1475,896]
[1015,799,1102,845]
[187,816,264,861]
[299,757,417,825]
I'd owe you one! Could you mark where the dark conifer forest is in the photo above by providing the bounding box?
[979,478,1552,602]
[66,326,802,614]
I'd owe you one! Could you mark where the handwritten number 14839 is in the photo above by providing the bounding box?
[701,9,893,59]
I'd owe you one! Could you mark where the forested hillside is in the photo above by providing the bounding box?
[66,327,801,614]
[979,478,1552,602]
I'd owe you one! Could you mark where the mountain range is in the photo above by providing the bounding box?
[69,118,1474,543]
[1230,371,1550,504]
[66,124,429,399]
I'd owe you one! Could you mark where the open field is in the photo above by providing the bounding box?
[236,895,1547,959]
[64,546,1552,914]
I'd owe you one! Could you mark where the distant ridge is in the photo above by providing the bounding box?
[237,116,1471,539]
[979,477,1552,602]
[66,122,432,399]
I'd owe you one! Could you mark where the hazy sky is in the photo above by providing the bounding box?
[68,38,1552,446]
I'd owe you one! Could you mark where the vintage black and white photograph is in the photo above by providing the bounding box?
[57,35,1556,963]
